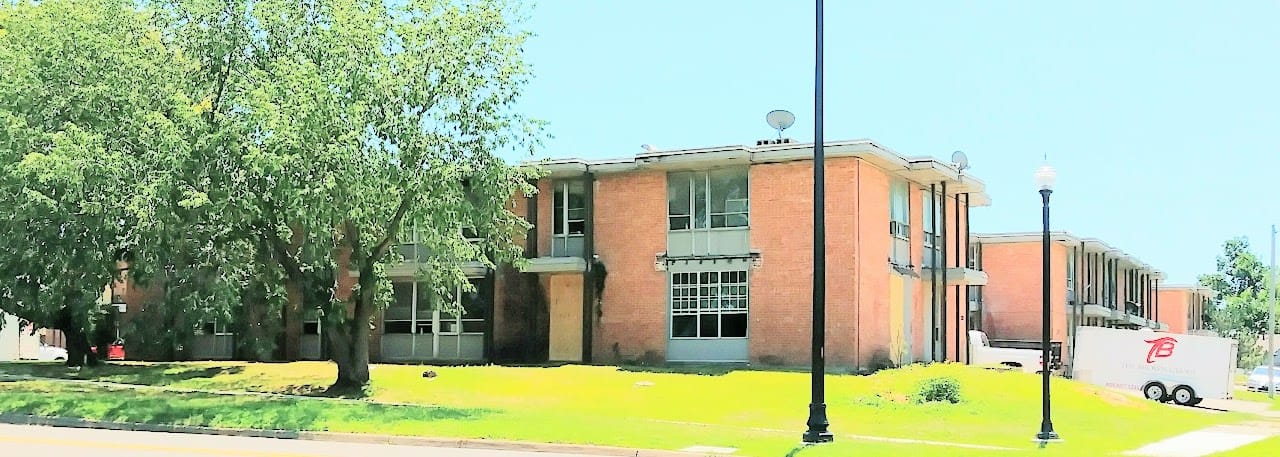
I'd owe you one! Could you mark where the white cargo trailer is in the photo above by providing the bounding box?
[1072,326,1236,406]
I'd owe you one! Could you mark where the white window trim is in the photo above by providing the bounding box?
[670,270,749,340]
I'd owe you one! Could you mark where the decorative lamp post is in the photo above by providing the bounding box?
[802,0,833,444]
[1035,163,1060,442]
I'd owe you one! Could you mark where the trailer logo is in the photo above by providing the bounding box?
[1143,337,1178,364]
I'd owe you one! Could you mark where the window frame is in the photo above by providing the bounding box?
[387,280,486,336]
[667,168,750,232]
[669,270,750,340]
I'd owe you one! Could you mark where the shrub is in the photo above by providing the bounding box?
[913,376,963,404]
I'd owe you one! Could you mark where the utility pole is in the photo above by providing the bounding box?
[1269,224,1276,399]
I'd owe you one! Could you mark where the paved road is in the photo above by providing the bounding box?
[0,423,607,457]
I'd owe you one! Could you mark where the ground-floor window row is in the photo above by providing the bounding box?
[670,270,749,339]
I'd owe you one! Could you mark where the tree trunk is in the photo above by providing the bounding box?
[57,309,98,368]
[329,275,373,391]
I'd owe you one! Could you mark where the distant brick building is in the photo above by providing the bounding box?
[970,232,1167,374]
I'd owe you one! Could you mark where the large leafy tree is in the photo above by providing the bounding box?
[164,0,540,389]
[0,0,211,365]
[1199,237,1275,365]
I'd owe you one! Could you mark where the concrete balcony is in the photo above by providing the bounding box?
[921,267,989,286]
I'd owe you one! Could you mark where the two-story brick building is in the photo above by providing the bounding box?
[510,139,990,370]
[970,231,1167,374]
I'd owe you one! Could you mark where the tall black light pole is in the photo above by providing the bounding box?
[1035,163,1059,442]
[803,0,833,444]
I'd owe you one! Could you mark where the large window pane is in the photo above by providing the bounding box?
[672,315,697,338]
[721,313,748,338]
[699,314,719,338]
[692,174,707,229]
[553,186,565,235]
[386,282,413,322]
[668,173,691,215]
[709,168,748,228]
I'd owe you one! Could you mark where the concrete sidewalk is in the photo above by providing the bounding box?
[1124,422,1280,457]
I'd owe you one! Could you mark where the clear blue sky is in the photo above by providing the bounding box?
[516,1,1280,285]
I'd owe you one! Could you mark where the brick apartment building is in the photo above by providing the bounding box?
[971,232,1167,374]
[1156,285,1216,335]
[516,139,989,369]
[108,139,990,371]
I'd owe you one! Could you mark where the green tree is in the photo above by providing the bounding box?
[0,0,207,365]
[1199,237,1275,366]
[162,0,541,389]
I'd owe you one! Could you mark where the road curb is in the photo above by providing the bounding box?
[0,414,710,457]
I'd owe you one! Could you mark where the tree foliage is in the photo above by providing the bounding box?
[158,0,541,388]
[1199,237,1276,366]
[0,0,540,381]
[0,0,205,365]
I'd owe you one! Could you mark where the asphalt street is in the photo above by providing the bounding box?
[0,423,612,457]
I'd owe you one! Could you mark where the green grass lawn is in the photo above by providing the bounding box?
[0,361,1259,456]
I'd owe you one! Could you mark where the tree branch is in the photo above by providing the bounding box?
[368,191,416,261]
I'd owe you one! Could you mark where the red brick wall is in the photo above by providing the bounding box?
[854,162,893,368]
[590,171,669,363]
[1158,289,1191,334]
[980,241,1068,344]
[747,158,863,367]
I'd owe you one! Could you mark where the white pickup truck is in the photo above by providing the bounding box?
[969,330,1043,374]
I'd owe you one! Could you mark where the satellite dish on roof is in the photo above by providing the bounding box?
[951,150,970,171]
[765,110,795,139]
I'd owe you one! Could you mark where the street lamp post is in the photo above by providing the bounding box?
[1035,164,1060,442]
[802,0,833,444]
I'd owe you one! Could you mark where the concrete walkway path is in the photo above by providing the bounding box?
[1124,422,1279,457]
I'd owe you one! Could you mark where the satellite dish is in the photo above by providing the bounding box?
[951,150,970,171]
[765,110,795,139]
[641,144,658,152]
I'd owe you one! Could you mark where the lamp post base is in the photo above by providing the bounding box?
[1035,431,1061,441]
[802,431,835,444]
[802,403,834,444]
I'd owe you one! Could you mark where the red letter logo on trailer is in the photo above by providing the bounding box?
[1144,337,1178,364]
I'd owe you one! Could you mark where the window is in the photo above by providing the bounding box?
[1066,249,1076,303]
[671,271,748,339]
[303,306,322,335]
[553,181,586,236]
[968,285,983,331]
[196,320,232,336]
[386,281,434,334]
[441,280,488,334]
[890,181,911,265]
[386,279,487,335]
[668,168,749,231]
[967,242,981,269]
[922,191,936,266]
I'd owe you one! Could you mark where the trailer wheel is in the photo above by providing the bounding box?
[1142,381,1168,402]
[1172,385,1197,406]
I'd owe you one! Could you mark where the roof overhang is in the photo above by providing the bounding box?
[973,232,1163,275]
[1158,284,1218,298]
[525,139,991,206]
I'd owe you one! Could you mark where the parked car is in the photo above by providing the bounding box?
[36,344,67,361]
[1246,365,1279,392]
[968,330,1043,374]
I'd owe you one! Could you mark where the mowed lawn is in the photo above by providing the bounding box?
[0,361,1258,456]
